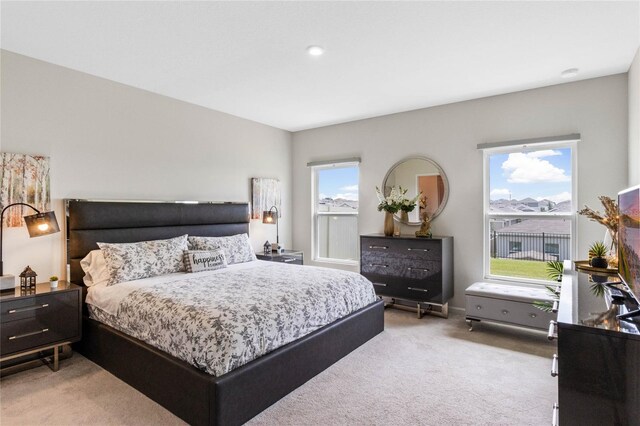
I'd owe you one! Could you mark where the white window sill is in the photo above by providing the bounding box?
[313,258,359,267]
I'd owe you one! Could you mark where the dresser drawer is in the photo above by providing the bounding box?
[361,252,441,278]
[1,292,77,324]
[366,275,444,303]
[361,237,441,260]
[0,291,80,356]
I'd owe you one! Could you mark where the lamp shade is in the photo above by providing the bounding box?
[262,210,277,224]
[24,211,60,238]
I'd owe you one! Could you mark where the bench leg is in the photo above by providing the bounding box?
[466,318,477,331]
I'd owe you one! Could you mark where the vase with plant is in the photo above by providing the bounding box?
[589,241,609,268]
[376,186,421,236]
[49,275,59,288]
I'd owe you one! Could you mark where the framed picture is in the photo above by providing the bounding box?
[251,178,281,220]
[1,153,51,227]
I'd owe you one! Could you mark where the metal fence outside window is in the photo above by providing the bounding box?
[490,231,570,261]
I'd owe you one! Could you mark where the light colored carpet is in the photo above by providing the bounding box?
[0,310,556,425]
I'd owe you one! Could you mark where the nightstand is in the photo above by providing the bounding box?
[256,250,304,265]
[0,281,82,375]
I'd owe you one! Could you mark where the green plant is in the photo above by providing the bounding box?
[546,260,564,282]
[533,285,560,312]
[589,241,608,258]
[49,275,58,281]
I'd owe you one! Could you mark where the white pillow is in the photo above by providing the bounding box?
[80,249,110,287]
[98,234,189,286]
[188,234,257,265]
[183,249,227,273]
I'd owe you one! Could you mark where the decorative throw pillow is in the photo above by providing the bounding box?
[187,233,257,265]
[98,234,189,286]
[183,249,227,273]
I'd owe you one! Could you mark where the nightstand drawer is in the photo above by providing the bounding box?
[268,256,303,265]
[0,292,80,356]
[1,292,78,324]
[256,250,304,265]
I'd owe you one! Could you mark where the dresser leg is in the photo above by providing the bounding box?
[53,345,59,371]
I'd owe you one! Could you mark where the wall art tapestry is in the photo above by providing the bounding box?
[251,178,281,220]
[0,153,51,227]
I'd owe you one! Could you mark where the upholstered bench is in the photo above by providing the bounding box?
[465,282,557,331]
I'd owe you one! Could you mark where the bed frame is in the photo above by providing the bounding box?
[66,200,384,426]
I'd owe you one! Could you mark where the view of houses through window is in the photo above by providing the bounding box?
[486,144,575,282]
[313,163,359,262]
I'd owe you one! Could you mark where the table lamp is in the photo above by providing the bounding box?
[262,206,283,253]
[1,203,60,290]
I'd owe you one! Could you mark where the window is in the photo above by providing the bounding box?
[509,241,522,253]
[545,243,560,255]
[311,161,359,263]
[483,139,576,283]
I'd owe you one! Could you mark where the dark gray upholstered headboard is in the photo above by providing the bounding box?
[66,200,250,286]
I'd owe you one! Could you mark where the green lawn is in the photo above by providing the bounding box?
[490,258,551,281]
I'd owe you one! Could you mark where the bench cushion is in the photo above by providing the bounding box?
[465,282,555,303]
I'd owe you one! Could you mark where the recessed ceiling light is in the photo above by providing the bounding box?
[561,68,579,79]
[306,45,325,56]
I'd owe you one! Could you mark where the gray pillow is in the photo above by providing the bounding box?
[98,234,189,285]
[187,233,256,265]
[183,249,227,273]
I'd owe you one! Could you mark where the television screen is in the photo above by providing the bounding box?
[618,185,640,305]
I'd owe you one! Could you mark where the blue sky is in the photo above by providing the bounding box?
[489,148,572,202]
[318,166,359,200]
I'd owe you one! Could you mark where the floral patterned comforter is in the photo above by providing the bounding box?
[88,262,377,376]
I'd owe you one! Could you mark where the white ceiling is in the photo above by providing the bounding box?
[2,1,639,132]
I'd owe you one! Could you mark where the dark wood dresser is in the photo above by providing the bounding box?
[551,263,640,425]
[360,234,453,317]
[0,281,82,374]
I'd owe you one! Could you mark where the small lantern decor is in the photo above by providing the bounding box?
[19,265,37,291]
[263,241,272,255]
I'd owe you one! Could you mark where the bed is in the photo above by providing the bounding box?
[67,200,384,426]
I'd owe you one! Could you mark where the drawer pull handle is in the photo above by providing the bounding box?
[407,267,429,272]
[369,245,388,250]
[551,354,559,377]
[369,264,388,268]
[407,287,428,293]
[407,248,430,252]
[551,403,559,426]
[8,303,49,314]
[547,320,558,341]
[373,283,387,287]
[8,328,49,340]
[551,300,559,313]
[283,258,297,262]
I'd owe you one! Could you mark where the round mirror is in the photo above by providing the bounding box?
[382,156,449,225]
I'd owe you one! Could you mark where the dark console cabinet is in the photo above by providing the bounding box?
[553,264,640,425]
[360,234,453,316]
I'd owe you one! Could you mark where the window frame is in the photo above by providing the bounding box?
[311,161,360,265]
[482,140,577,285]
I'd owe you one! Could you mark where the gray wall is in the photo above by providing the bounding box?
[0,50,292,281]
[292,75,629,308]
[629,47,640,186]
